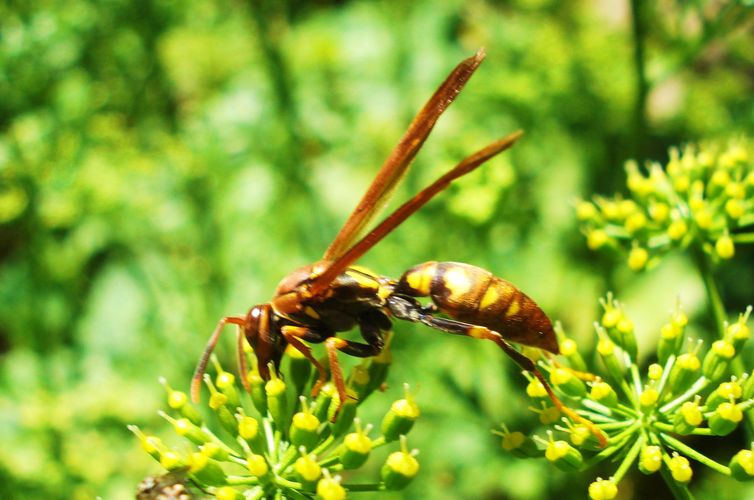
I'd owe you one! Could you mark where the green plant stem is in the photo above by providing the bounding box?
[226,475,262,486]
[653,422,714,436]
[630,362,644,399]
[596,420,637,431]
[342,483,384,492]
[696,249,728,340]
[732,232,754,244]
[659,376,709,414]
[613,433,645,483]
[274,477,304,490]
[629,0,649,162]
[660,432,731,475]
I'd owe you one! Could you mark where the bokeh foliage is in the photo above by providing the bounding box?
[1,0,753,498]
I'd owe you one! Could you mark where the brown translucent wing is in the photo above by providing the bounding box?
[309,130,523,297]
[322,48,487,262]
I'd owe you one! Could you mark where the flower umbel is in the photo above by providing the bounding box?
[578,140,754,269]
[501,295,754,498]
[131,340,422,498]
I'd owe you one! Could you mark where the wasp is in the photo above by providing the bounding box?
[192,49,605,446]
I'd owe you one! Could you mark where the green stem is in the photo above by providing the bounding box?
[653,422,714,436]
[696,249,727,340]
[342,483,385,492]
[659,377,709,414]
[659,432,731,475]
[226,475,261,486]
[597,420,638,431]
[629,0,649,162]
[274,476,304,490]
[732,232,754,244]
[613,433,645,483]
[656,355,677,401]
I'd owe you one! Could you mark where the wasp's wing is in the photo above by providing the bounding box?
[322,48,486,262]
[308,131,522,296]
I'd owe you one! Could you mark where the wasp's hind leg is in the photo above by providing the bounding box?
[324,310,390,419]
[387,296,607,447]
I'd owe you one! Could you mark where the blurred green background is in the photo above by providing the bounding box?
[1,0,753,498]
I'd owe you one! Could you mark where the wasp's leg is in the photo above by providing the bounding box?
[388,296,607,447]
[324,311,390,418]
[192,316,246,403]
[281,325,330,396]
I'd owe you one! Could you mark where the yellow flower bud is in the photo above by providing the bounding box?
[628,246,649,271]
[667,219,688,241]
[577,200,599,221]
[588,478,618,500]
[587,229,610,250]
[726,199,745,219]
[669,454,693,483]
[526,378,548,399]
[716,233,735,259]
[639,445,662,474]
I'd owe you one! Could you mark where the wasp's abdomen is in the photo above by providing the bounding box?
[396,261,557,353]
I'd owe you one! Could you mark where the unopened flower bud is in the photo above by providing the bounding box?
[588,477,617,500]
[707,380,743,410]
[215,486,242,500]
[587,229,610,250]
[188,451,227,486]
[639,387,659,410]
[295,451,321,490]
[669,453,693,483]
[313,383,337,424]
[597,332,625,384]
[727,307,751,352]
[589,381,618,407]
[341,419,372,469]
[639,445,662,474]
[215,369,240,409]
[702,340,736,382]
[160,450,185,471]
[716,233,735,260]
[161,412,212,446]
[285,345,313,396]
[247,452,269,479]
[266,366,289,426]
[381,384,420,442]
[494,424,540,458]
[291,397,321,451]
[576,200,599,221]
[673,398,703,435]
[648,363,663,381]
[526,377,548,400]
[316,470,346,500]
[667,219,688,241]
[668,351,700,394]
[730,449,754,482]
[544,434,583,472]
[550,368,587,398]
[709,402,743,436]
[381,435,420,490]
[247,369,267,416]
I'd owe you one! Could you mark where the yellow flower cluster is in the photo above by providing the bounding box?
[578,140,753,269]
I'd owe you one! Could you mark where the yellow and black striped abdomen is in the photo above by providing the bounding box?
[396,261,558,353]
